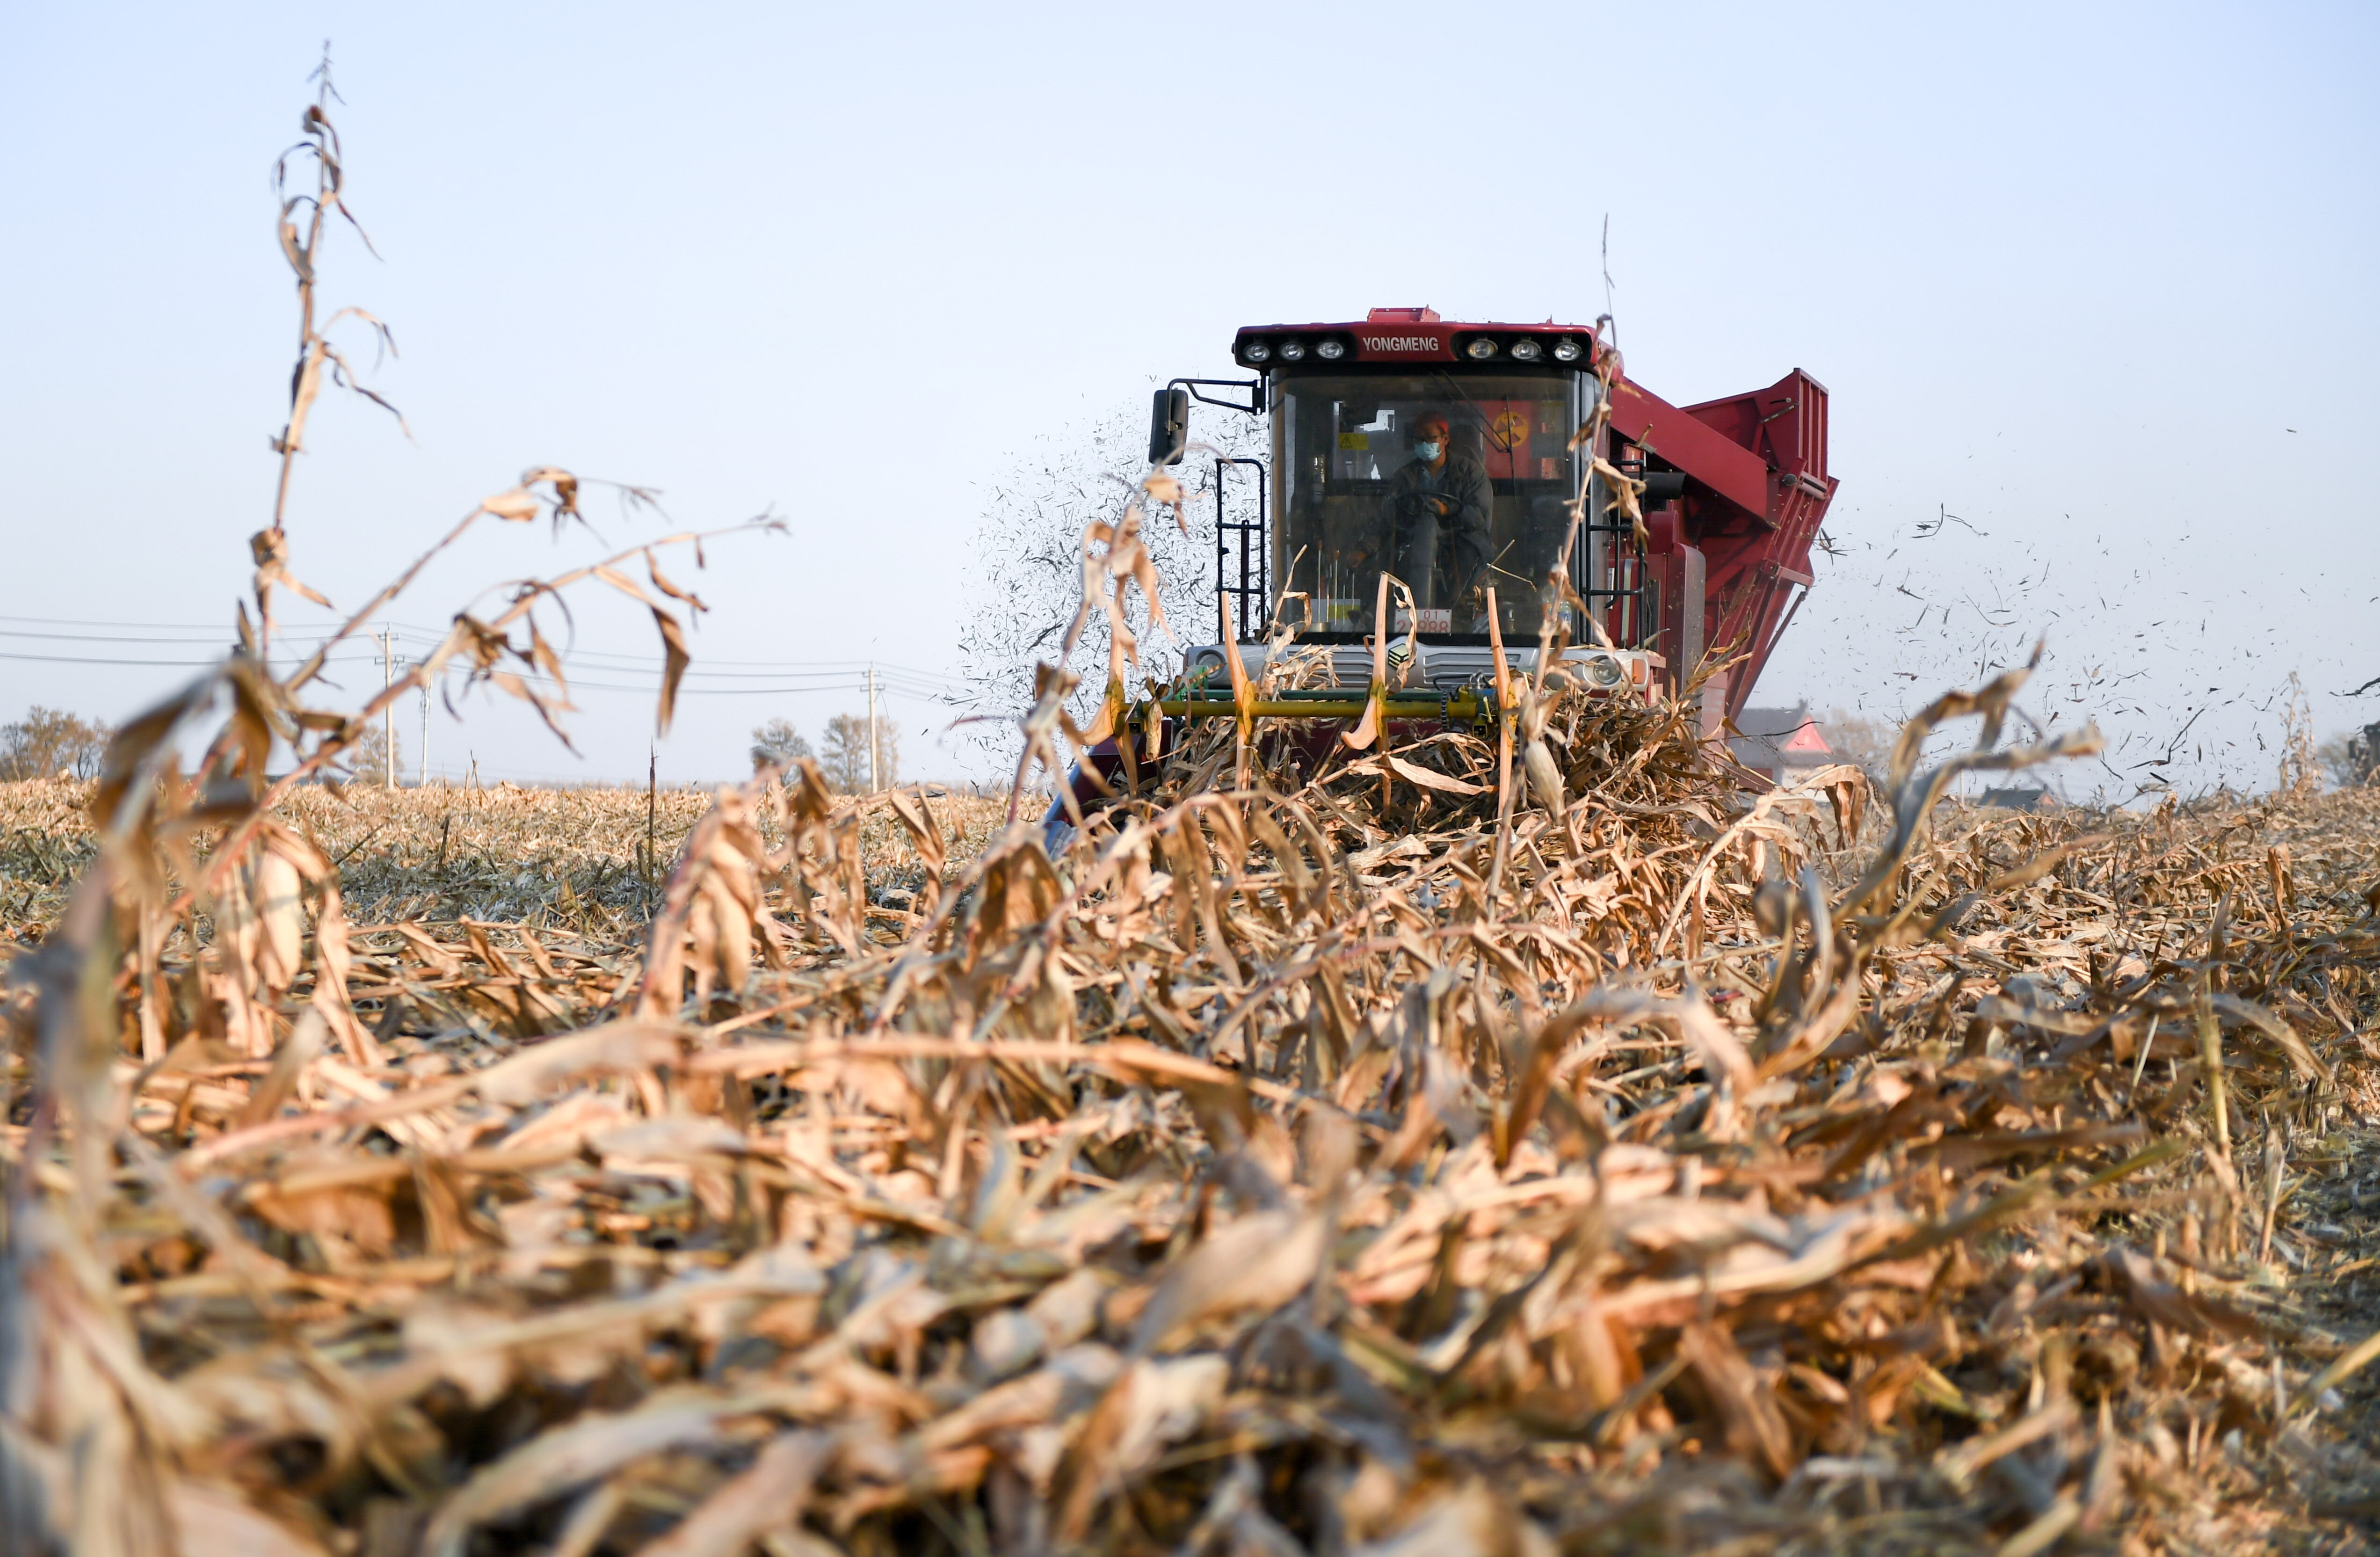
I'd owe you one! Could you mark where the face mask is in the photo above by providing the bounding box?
[1414,440,1443,462]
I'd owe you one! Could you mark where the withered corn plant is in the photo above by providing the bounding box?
[0,62,774,1557]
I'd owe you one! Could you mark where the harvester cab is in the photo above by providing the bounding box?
[1156,307,1834,719]
[1046,306,1835,846]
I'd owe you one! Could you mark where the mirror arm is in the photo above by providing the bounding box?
[1151,378,1264,466]
[1168,377,1263,416]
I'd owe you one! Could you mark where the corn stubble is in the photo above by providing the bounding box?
[13,599,2380,1557]
[12,82,2380,1557]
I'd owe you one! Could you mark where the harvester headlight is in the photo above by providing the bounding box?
[1509,338,1543,362]
[1583,653,1625,689]
[1243,341,1271,364]
[1553,336,1583,362]
[1316,339,1346,360]
[1278,339,1306,361]
[1465,337,1498,360]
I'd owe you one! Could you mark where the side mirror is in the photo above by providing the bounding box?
[1148,386,1190,466]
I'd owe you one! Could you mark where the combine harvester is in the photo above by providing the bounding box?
[1050,306,1835,836]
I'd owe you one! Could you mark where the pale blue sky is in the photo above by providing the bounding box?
[2,3,2373,791]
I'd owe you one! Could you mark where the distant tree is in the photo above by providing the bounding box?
[2322,725,2380,790]
[347,725,403,786]
[750,717,813,772]
[0,706,110,780]
[1819,709,1895,781]
[954,394,1266,775]
[820,712,898,794]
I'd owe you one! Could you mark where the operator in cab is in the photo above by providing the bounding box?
[1382,411,1493,615]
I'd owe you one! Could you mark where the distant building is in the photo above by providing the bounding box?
[1730,703,1831,782]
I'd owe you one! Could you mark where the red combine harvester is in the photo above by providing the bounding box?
[1161,306,1833,717]
[1044,307,1834,843]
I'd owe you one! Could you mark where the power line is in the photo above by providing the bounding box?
[478,673,964,700]
[1,651,966,701]
[0,628,242,646]
[0,613,969,685]
[0,620,977,720]
[0,612,245,632]
[0,648,409,670]
[0,649,240,668]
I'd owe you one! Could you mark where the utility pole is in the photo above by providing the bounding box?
[419,680,430,787]
[866,666,879,793]
[381,627,395,791]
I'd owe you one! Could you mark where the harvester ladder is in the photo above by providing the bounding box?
[1214,456,1268,641]
[1582,463,1653,650]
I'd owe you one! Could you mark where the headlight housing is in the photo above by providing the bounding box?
[1464,337,1498,360]
[1509,338,1543,362]
[1582,653,1625,689]
[1278,339,1306,362]
[1243,341,1271,364]
[1553,336,1584,362]
[1316,339,1345,360]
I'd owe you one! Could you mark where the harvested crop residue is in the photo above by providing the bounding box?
[8,672,2380,1556]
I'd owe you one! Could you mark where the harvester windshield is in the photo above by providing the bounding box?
[1273,371,1582,642]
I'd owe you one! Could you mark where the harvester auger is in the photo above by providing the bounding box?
[1044,307,1835,846]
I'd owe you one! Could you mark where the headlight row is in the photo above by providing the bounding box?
[1241,336,1351,365]
[1235,334,1586,367]
[1464,335,1587,364]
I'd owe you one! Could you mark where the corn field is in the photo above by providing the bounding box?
[12,646,2380,1555]
[7,65,2380,1557]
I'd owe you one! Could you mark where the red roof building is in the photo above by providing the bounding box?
[1729,703,1830,782]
